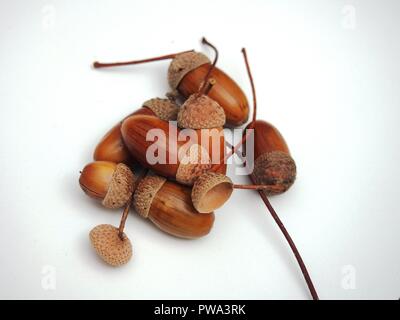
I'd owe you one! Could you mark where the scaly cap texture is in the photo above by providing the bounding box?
[176,144,212,185]
[252,151,296,195]
[168,52,210,89]
[89,224,132,266]
[102,163,134,208]
[143,98,179,121]
[133,172,166,218]
[178,94,226,129]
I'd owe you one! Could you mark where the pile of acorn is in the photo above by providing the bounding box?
[79,38,319,299]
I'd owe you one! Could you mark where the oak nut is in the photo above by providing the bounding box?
[168,51,249,127]
[177,93,227,174]
[94,98,179,164]
[248,120,296,195]
[121,114,212,185]
[89,224,132,266]
[133,172,215,239]
[79,161,134,208]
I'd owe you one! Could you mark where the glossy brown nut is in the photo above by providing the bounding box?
[93,107,154,164]
[178,64,249,127]
[121,115,213,185]
[148,180,215,239]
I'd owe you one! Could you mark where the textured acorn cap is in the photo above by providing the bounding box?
[168,52,210,89]
[133,172,166,218]
[177,94,226,129]
[89,224,132,266]
[102,163,134,209]
[176,143,212,185]
[252,151,297,195]
[192,172,233,213]
[143,98,179,121]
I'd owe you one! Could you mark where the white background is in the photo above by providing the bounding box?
[0,0,399,300]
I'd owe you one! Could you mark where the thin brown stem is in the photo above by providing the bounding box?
[199,37,219,95]
[242,48,257,127]
[93,49,194,69]
[117,168,148,239]
[204,78,216,95]
[118,197,132,239]
[252,176,319,300]
[210,48,256,172]
[211,128,254,172]
[233,184,272,190]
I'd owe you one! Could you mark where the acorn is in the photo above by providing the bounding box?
[94,98,180,164]
[176,57,228,175]
[93,38,249,127]
[89,224,132,266]
[121,114,212,185]
[79,161,134,208]
[133,172,215,239]
[247,120,296,195]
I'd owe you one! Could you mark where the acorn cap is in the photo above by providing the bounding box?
[89,224,132,266]
[191,172,233,213]
[177,94,226,129]
[102,163,134,209]
[252,151,297,195]
[142,98,179,121]
[168,52,210,89]
[133,172,166,218]
[176,143,212,185]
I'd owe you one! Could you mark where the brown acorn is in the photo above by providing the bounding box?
[246,120,296,195]
[121,114,212,185]
[94,98,179,164]
[93,38,249,127]
[177,82,227,175]
[133,172,215,239]
[79,161,134,208]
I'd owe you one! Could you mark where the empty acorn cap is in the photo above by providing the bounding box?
[89,224,132,266]
[142,98,179,121]
[177,94,226,129]
[176,143,212,185]
[168,52,210,89]
[102,163,135,208]
[252,151,297,195]
[192,172,233,213]
[133,172,167,218]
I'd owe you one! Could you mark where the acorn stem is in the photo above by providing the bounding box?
[117,169,148,239]
[254,181,319,300]
[204,78,216,95]
[118,197,132,239]
[211,128,253,172]
[93,50,194,69]
[199,37,219,95]
[233,184,271,190]
[210,48,256,172]
[242,48,257,127]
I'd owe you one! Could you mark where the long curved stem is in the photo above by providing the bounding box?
[255,183,319,300]
[93,49,194,69]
